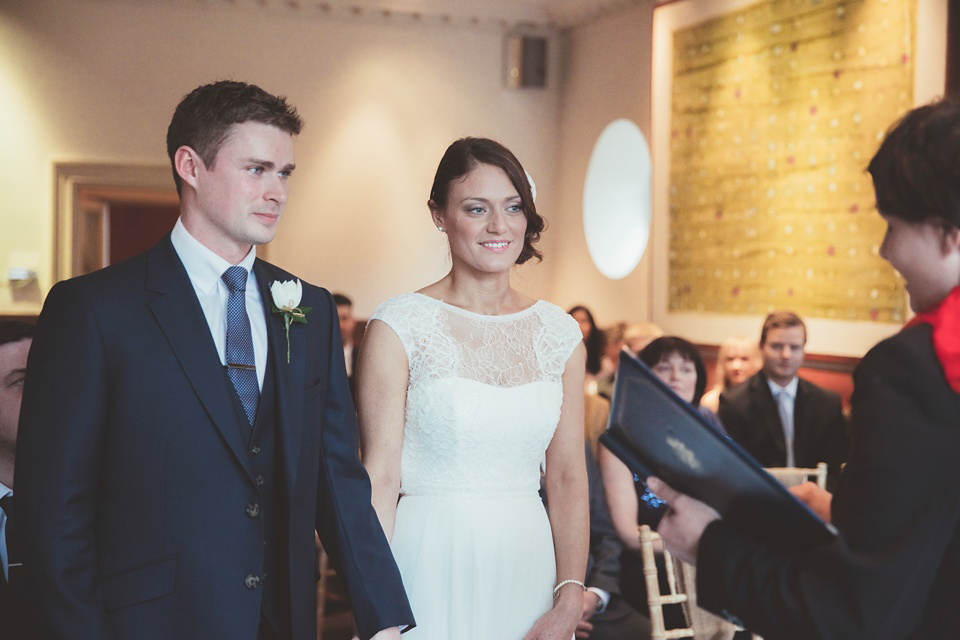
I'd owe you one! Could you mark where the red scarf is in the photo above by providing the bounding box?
[904,286,960,393]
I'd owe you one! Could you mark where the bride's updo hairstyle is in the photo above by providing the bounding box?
[867,96,960,231]
[429,137,545,264]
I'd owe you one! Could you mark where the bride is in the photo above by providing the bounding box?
[357,137,588,639]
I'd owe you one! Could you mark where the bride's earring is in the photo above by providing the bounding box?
[437,226,445,232]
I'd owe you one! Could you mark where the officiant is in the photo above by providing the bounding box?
[649,97,960,640]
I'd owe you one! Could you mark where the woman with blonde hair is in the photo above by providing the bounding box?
[699,336,761,412]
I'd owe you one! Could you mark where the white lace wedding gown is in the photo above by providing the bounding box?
[369,293,583,639]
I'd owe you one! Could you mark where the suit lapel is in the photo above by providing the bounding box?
[792,379,810,463]
[146,237,254,478]
[254,262,305,496]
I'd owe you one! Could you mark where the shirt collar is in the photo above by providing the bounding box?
[0,481,10,499]
[170,218,257,293]
[767,375,799,399]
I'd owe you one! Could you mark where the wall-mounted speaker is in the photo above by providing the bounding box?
[505,34,548,89]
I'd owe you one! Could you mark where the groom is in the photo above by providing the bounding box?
[15,81,413,640]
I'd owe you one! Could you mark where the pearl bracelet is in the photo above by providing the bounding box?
[553,579,587,597]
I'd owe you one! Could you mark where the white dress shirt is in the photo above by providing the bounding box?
[343,343,354,378]
[170,218,267,390]
[768,376,799,467]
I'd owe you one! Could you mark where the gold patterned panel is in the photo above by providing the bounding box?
[668,0,914,323]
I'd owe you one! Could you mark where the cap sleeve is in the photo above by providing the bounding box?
[368,294,423,361]
[533,301,585,380]
[556,307,585,362]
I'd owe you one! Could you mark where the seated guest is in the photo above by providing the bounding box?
[0,320,48,638]
[333,292,359,399]
[650,96,960,639]
[0,321,30,509]
[595,322,628,400]
[544,443,651,640]
[584,392,611,461]
[623,322,663,356]
[581,442,651,640]
[700,336,761,412]
[569,305,606,392]
[718,311,847,487]
[599,337,722,628]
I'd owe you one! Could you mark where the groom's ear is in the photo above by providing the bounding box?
[174,146,203,192]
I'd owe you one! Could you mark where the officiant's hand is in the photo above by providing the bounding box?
[789,481,833,523]
[645,477,720,565]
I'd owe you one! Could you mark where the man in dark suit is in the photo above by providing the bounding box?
[332,293,359,400]
[718,311,847,485]
[0,321,49,638]
[544,443,649,640]
[579,445,650,640]
[15,81,413,640]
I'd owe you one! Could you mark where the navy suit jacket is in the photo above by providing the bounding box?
[698,324,960,639]
[584,444,621,599]
[15,237,413,639]
[719,370,848,486]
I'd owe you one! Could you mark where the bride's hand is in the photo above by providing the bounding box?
[521,595,581,640]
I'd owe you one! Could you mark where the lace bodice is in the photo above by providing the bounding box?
[370,293,582,496]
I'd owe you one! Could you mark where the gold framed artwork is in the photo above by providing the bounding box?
[652,0,948,356]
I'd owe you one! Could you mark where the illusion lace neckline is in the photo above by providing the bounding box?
[412,292,543,320]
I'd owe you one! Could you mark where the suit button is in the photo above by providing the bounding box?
[244,574,261,589]
[246,503,261,517]
[255,475,265,487]
[250,445,261,455]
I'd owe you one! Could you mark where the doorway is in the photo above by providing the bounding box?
[55,163,179,280]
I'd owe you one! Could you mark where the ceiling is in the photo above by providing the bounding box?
[160,0,662,29]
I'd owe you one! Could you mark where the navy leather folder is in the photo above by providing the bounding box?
[599,350,837,549]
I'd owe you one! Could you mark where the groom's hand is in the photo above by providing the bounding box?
[575,590,601,637]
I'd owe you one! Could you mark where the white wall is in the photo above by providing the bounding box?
[0,0,562,316]
[550,2,656,329]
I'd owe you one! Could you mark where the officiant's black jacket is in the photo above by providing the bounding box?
[698,324,960,639]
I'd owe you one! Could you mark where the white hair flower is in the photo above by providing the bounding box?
[525,170,537,202]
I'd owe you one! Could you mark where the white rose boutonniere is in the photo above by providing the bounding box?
[269,279,311,363]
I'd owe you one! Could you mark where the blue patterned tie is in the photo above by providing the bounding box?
[776,388,795,467]
[222,266,259,425]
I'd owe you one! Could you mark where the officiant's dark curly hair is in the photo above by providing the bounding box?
[867,95,960,231]
[166,80,303,196]
[428,137,545,264]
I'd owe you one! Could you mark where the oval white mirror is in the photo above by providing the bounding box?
[583,119,652,280]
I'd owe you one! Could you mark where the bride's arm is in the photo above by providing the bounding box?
[356,319,409,540]
[526,343,589,639]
